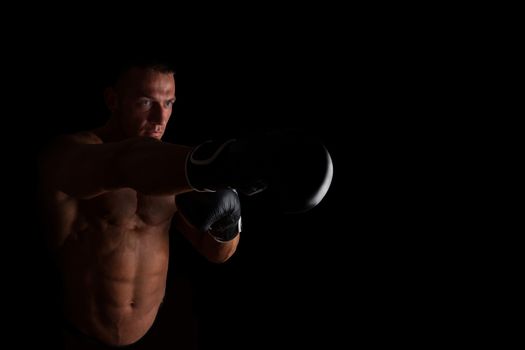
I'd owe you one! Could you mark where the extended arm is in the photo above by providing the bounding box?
[40,133,193,199]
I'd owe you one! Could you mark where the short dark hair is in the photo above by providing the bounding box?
[105,54,176,87]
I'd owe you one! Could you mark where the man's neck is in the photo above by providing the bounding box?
[95,118,126,143]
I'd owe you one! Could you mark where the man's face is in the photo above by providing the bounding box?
[111,67,176,140]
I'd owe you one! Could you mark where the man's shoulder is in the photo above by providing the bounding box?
[58,131,103,145]
[39,131,102,168]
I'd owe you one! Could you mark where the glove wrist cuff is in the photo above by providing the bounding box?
[208,217,242,243]
[185,139,236,192]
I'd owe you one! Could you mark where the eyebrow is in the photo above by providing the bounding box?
[138,93,176,102]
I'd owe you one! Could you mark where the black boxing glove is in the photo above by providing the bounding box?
[185,129,333,213]
[176,189,241,242]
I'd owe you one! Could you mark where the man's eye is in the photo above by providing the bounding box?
[141,100,151,106]
[166,100,174,107]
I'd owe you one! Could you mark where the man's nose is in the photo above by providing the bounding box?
[149,104,170,123]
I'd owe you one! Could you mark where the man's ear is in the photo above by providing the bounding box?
[104,87,118,112]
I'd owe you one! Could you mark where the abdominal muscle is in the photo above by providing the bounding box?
[60,222,171,347]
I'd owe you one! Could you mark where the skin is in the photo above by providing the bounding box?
[39,67,239,347]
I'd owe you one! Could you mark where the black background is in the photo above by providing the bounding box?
[2,21,460,348]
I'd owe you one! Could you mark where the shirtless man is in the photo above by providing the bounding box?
[39,58,332,347]
[39,60,243,347]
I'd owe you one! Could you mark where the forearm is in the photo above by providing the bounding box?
[173,211,239,263]
[48,136,194,198]
[113,138,193,195]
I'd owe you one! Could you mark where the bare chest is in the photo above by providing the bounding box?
[79,189,176,226]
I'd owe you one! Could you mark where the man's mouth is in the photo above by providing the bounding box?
[144,125,163,136]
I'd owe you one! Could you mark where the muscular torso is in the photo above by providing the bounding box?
[52,187,177,346]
